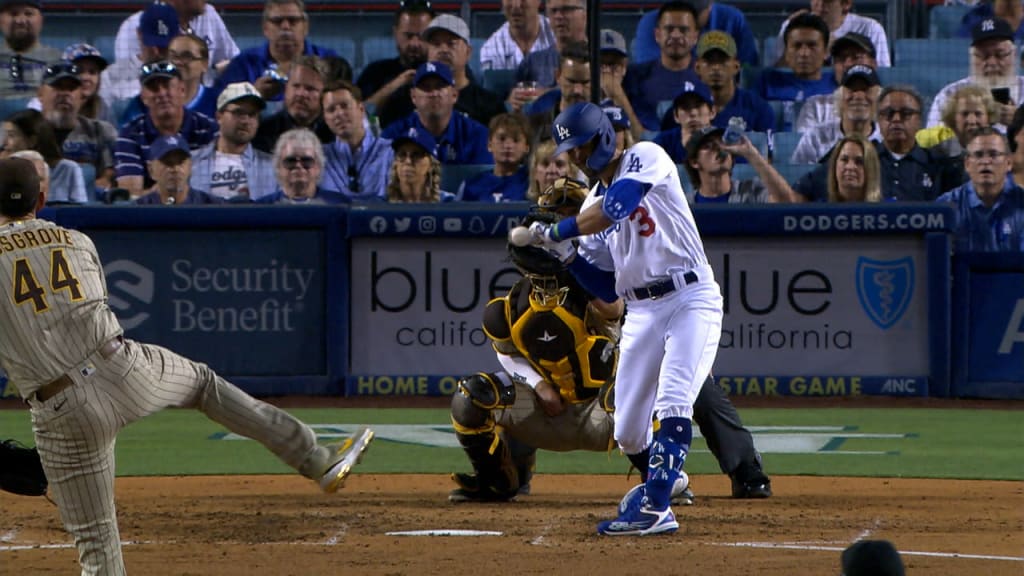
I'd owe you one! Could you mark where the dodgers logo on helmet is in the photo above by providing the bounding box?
[105,259,155,330]
[855,256,914,330]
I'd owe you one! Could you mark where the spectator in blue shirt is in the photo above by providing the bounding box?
[216,0,337,103]
[624,1,703,131]
[387,125,456,202]
[653,79,715,164]
[756,12,836,131]
[260,127,348,204]
[135,135,220,205]
[632,0,758,66]
[321,80,392,201]
[958,1,1024,43]
[524,42,589,137]
[382,61,493,165]
[513,0,588,92]
[460,113,531,202]
[937,127,1024,252]
[190,82,276,201]
[114,61,218,197]
[690,30,774,133]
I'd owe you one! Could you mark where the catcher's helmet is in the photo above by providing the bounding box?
[538,176,588,215]
[552,102,616,174]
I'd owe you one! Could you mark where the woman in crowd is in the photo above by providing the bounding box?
[2,110,86,204]
[259,128,348,204]
[386,128,453,203]
[917,84,998,167]
[526,139,580,203]
[65,44,116,125]
[827,134,882,203]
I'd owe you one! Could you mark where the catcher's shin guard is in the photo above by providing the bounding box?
[453,430,520,499]
[509,439,536,494]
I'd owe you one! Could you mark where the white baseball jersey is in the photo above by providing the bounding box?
[577,141,711,297]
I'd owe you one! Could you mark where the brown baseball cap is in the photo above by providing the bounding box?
[697,31,737,59]
[0,158,41,218]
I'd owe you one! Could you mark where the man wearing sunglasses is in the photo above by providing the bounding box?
[114,60,218,197]
[101,1,180,104]
[0,0,61,98]
[217,0,337,103]
[357,0,435,111]
[190,81,276,201]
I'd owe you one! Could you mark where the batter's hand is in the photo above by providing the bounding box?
[535,380,565,416]
[527,222,577,263]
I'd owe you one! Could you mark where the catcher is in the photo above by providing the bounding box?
[1,439,47,497]
[449,177,771,502]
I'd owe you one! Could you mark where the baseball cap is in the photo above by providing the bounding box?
[696,31,737,59]
[42,62,82,87]
[840,64,880,88]
[672,79,714,110]
[600,29,628,57]
[413,61,454,87]
[139,60,181,85]
[841,540,905,576]
[602,101,630,131]
[971,17,1015,46]
[147,135,190,162]
[0,0,42,10]
[423,13,470,43]
[0,158,40,217]
[391,126,438,158]
[139,1,180,49]
[61,43,109,71]
[685,125,726,160]
[830,32,876,59]
[217,82,266,111]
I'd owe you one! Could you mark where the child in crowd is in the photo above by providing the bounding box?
[458,113,531,202]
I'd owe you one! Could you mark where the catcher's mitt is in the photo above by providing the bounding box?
[537,176,588,215]
[508,211,567,276]
[0,439,48,496]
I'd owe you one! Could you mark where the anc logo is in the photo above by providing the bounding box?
[105,259,155,330]
[855,256,914,330]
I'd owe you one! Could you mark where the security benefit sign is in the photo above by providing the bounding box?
[710,236,929,397]
[88,229,325,377]
[349,238,520,395]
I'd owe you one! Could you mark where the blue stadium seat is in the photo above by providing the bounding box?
[762,36,780,67]
[929,5,971,39]
[79,163,97,203]
[894,38,970,67]
[92,36,116,63]
[740,66,762,91]
[676,164,693,195]
[771,132,802,165]
[731,163,758,183]
[747,131,769,159]
[469,37,485,79]
[482,69,516,99]
[361,36,395,70]
[442,164,493,196]
[774,163,818,186]
[0,97,32,121]
[41,36,78,58]
[319,37,357,63]
[876,66,965,105]
[234,35,266,52]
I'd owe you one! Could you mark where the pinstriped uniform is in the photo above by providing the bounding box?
[0,218,336,576]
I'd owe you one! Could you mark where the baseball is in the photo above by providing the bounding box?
[509,226,533,247]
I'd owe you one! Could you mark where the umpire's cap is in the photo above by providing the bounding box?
[841,540,905,576]
[0,158,41,218]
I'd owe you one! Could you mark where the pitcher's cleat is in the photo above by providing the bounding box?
[320,427,375,493]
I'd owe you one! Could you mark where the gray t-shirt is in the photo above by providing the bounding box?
[0,43,62,98]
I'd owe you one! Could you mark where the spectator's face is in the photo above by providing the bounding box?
[149,151,192,196]
[954,95,990,139]
[546,0,586,43]
[394,141,431,184]
[168,36,208,83]
[276,142,321,198]
[693,135,732,176]
[695,52,739,89]
[831,46,875,81]
[971,39,1016,79]
[1,122,29,153]
[600,52,627,80]
[263,2,307,58]
[0,5,42,52]
[216,100,261,146]
[810,0,848,30]
[964,133,1011,188]
[502,0,540,30]
[74,59,102,99]
[557,58,590,107]
[835,140,866,194]
[674,99,714,135]
[322,88,364,141]
[394,12,432,66]
[839,80,878,123]
[427,31,469,73]
[411,77,456,120]
[878,92,922,150]
[655,10,698,61]
[488,127,529,166]
[39,79,82,127]
[141,77,186,117]
[785,28,827,76]
[285,65,324,125]
[536,151,572,191]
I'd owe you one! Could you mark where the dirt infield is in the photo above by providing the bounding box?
[1,474,1021,575]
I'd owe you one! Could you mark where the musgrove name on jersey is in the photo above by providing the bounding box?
[0,228,75,254]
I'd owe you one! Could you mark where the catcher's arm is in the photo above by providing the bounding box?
[0,440,48,497]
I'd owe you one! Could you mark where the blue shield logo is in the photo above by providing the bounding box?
[856,257,914,330]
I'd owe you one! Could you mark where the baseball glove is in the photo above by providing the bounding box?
[0,439,48,496]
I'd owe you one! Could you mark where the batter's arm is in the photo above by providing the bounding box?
[550,178,650,239]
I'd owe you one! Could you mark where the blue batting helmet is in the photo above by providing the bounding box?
[551,102,616,173]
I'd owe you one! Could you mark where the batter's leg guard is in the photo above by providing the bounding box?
[645,417,692,511]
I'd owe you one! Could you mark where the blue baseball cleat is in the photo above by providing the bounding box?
[597,499,679,536]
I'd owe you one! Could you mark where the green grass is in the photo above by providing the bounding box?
[1,407,1021,480]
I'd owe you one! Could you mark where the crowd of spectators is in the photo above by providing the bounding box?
[0,0,1020,251]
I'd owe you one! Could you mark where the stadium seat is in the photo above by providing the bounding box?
[747,131,769,159]
[482,69,516,99]
[79,163,97,203]
[361,36,395,71]
[319,37,357,64]
[894,38,970,67]
[774,163,818,186]
[731,163,758,183]
[442,164,493,196]
[762,36,779,67]
[929,5,971,39]
[676,164,693,195]
[740,66,762,91]
[469,38,485,79]
[92,35,115,63]
[41,36,78,56]
[876,66,965,105]
[0,97,32,121]
[771,131,802,165]
[233,35,266,52]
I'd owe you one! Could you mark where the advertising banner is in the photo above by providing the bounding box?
[967,273,1024,384]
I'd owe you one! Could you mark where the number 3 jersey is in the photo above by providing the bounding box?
[0,219,122,396]
[577,141,712,296]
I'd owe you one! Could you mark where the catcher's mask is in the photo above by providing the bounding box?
[508,212,569,308]
[538,176,588,216]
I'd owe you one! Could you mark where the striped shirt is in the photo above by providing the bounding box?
[114,109,218,182]
[0,219,122,398]
[479,16,556,71]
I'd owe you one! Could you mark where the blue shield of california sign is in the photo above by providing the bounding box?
[856,256,914,330]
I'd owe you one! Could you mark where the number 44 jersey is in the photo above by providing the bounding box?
[0,219,122,399]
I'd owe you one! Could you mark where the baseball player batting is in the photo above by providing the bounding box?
[529,102,723,536]
[0,158,374,575]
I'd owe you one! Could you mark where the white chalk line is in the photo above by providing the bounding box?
[716,542,1024,562]
[324,525,348,546]
[530,523,555,546]
[0,530,18,542]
